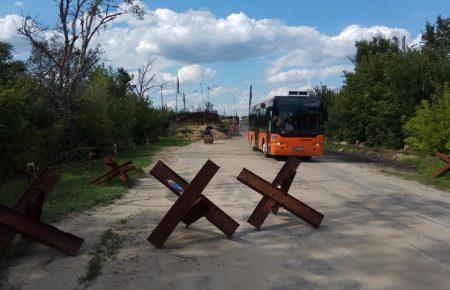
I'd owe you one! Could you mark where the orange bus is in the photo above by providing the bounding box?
[248,91,325,159]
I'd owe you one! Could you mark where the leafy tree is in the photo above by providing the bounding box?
[0,43,46,176]
[403,83,450,154]
[326,16,450,148]
[0,42,26,86]
[422,15,450,58]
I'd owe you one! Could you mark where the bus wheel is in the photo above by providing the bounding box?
[263,141,270,157]
[251,138,257,151]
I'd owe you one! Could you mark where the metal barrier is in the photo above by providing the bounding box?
[90,156,135,186]
[237,157,324,229]
[0,169,84,256]
[148,160,239,248]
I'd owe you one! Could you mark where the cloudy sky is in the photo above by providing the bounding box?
[1,0,449,115]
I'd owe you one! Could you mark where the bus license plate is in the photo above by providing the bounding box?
[293,147,304,151]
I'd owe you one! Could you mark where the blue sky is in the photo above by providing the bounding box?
[1,0,449,115]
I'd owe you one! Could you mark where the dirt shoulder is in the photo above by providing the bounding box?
[325,142,450,191]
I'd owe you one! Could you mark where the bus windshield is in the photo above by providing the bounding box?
[272,97,324,137]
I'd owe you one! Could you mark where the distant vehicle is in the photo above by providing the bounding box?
[248,91,325,159]
[203,125,214,144]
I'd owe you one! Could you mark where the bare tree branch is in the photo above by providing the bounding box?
[134,57,157,99]
[18,0,146,114]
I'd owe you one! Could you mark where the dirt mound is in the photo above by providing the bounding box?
[171,123,230,142]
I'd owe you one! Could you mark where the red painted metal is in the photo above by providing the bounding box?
[148,160,239,248]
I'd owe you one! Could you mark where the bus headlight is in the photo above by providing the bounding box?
[274,142,286,146]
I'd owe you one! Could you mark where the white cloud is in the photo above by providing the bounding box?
[0,8,419,105]
[265,24,411,83]
[2,10,415,71]
[162,64,216,86]
[209,86,237,97]
[92,9,414,69]
[267,65,353,84]
[0,15,29,54]
[14,1,23,8]
[94,9,414,87]
[263,85,313,100]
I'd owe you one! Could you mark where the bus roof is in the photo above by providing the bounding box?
[251,94,322,110]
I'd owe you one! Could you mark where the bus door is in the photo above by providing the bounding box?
[267,106,273,153]
[255,108,260,147]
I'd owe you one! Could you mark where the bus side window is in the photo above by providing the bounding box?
[249,107,257,130]
[268,108,273,131]
[258,107,266,131]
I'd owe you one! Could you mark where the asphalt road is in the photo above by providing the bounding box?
[6,136,450,290]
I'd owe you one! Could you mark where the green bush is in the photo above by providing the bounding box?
[403,84,450,154]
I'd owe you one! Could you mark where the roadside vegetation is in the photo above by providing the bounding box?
[316,16,450,156]
[313,16,450,186]
[325,141,450,190]
[79,229,122,284]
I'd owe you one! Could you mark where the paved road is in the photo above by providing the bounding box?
[7,136,450,290]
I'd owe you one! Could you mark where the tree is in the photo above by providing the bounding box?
[352,35,400,65]
[134,57,156,99]
[422,15,450,58]
[0,43,45,176]
[18,0,145,115]
[326,17,450,148]
[0,42,26,86]
[403,83,450,154]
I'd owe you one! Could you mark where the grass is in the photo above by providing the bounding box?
[79,229,122,283]
[0,137,188,288]
[325,141,450,191]
[383,155,450,190]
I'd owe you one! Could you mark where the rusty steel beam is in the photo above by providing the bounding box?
[0,205,84,256]
[149,161,239,238]
[238,168,324,228]
[0,168,61,250]
[433,152,450,178]
[270,157,300,214]
[247,157,300,229]
[148,160,219,248]
[150,161,189,196]
[90,160,135,185]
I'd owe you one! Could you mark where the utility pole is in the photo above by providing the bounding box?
[156,83,167,108]
[248,85,252,113]
[200,83,206,123]
[181,90,198,112]
[207,86,211,110]
[160,85,164,108]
